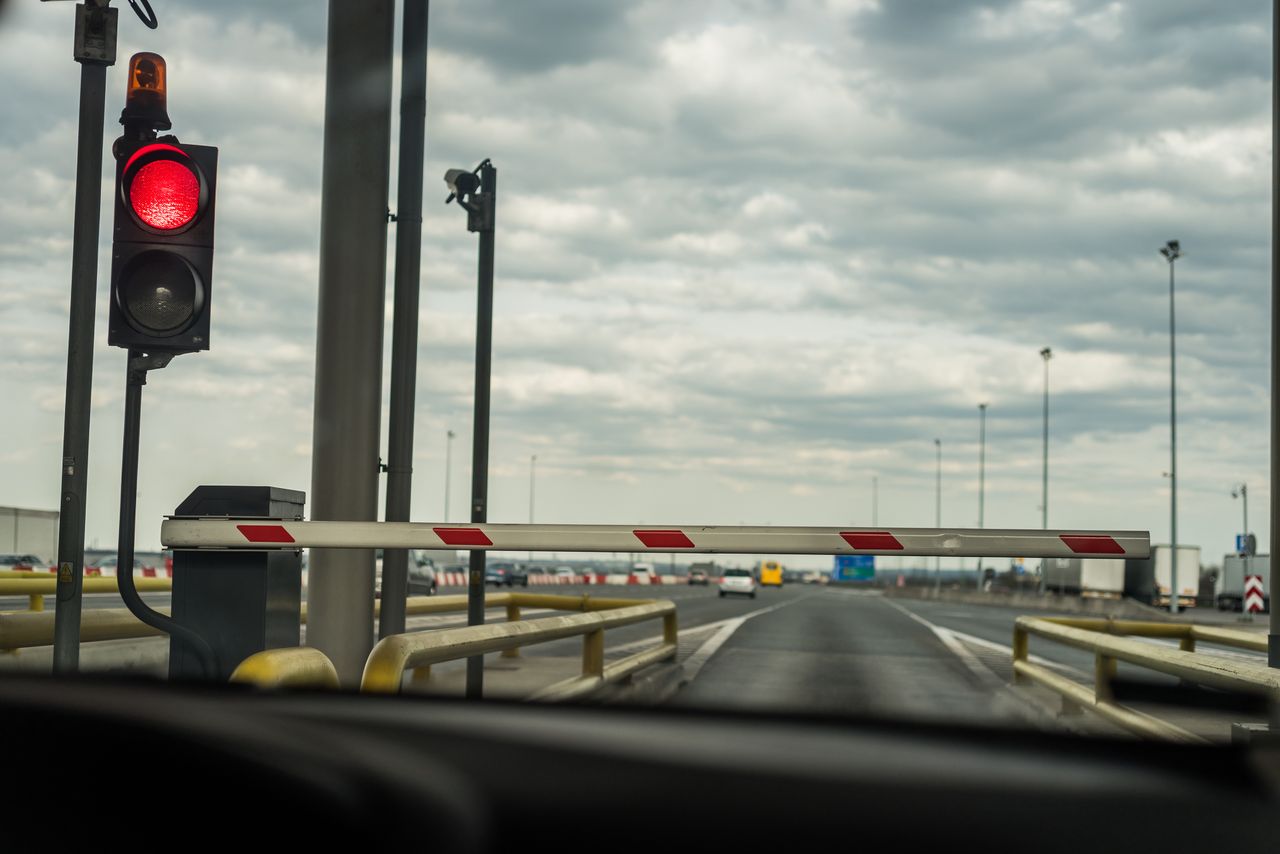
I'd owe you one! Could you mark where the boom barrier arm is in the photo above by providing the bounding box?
[162,519,1149,559]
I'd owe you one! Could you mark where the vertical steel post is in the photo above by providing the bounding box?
[1169,257,1180,615]
[934,438,941,591]
[977,402,987,589]
[1271,0,1279,667]
[466,162,497,699]
[872,475,878,527]
[53,1,117,673]
[524,453,535,560]
[308,0,396,685]
[380,0,431,641]
[1040,347,1052,593]
[444,429,455,519]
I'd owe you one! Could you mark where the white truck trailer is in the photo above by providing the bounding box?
[1153,544,1200,608]
[0,506,59,565]
[1041,557,1125,598]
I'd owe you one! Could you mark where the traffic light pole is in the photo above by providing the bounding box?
[52,1,117,673]
[379,0,431,641]
[466,163,497,699]
[113,351,217,677]
[1271,0,1279,669]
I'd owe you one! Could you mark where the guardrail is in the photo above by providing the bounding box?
[1012,616,1280,742]
[0,575,173,612]
[361,593,678,699]
[230,648,340,689]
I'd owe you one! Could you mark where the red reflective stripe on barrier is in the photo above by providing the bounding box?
[634,530,695,548]
[434,527,493,547]
[840,532,903,550]
[237,524,296,544]
[1060,535,1124,555]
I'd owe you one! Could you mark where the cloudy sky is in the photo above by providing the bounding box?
[0,0,1271,571]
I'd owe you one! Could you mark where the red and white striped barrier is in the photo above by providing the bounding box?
[1245,574,1265,613]
[161,519,1149,559]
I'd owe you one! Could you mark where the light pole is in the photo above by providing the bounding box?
[1160,240,1181,614]
[872,475,878,526]
[934,438,941,591]
[1233,484,1249,612]
[1039,347,1052,593]
[977,403,987,590]
[528,454,537,561]
[446,159,497,697]
[443,429,455,520]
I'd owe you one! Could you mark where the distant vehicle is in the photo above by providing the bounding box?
[802,572,822,584]
[526,566,549,576]
[1215,554,1270,612]
[719,567,757,599]
[630,563,656,578]
[0,553,45,572]
[486,561,528,587]
[688,568,709,585]
[759,560,783,588]
[552,566,577,580]
[1041,558,1124,599]
[374,549,439,596]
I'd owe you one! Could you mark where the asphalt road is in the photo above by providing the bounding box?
[4,582,1270,739]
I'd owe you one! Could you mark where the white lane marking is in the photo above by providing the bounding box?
[677,596,814,682]
[881,597,1089,680]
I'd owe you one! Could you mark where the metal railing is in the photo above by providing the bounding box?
[361,592,678,699]
[1012,616,1280,742]
[0,575,172,613]
[0,592,519,652]
[231,648,340,689]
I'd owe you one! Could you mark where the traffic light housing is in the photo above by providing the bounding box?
[109,53,217,354]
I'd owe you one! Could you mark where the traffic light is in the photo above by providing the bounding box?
[109,52,217,354]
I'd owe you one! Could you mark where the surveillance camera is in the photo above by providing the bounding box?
[444,168,479,197]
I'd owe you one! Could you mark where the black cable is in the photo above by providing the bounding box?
[127,0,158,29]
[115,350,218,678]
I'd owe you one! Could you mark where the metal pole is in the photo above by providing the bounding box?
[978,402,987,589]
[1040,347,1051,593]
[444,429,454,520]
[1242,485,1250,616]
[934,438,941,591]
[872,475,878,527]
[466,162,497,699]
[52,2,117,674]
[1169,257,1180,615]
[308,0,396,685]
[1272,0,1279,667]
[379,0,430,642]
[528,454,536,562]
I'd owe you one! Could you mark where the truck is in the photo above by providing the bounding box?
[0,506,59,565]
[1040,557,1124,598]
[1213,554,1270,612]
[1154,544,1200,607]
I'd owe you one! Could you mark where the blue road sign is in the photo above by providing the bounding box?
[834,554,875,582]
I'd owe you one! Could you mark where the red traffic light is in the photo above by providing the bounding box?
[121,143,204,232]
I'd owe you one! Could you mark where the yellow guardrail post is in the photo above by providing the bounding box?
[1094,653,1116,704]
[583,629,604,680]
[502,601,522,658]
[28,594,43,613]
[1012,623,1029,685]
[230,648,340,689]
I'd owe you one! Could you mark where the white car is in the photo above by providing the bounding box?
[718,568,757,599]
[552,566,577,581]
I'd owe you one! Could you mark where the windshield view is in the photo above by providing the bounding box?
[3,6,1280,837]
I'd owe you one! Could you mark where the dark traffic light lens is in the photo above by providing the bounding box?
[129,158,200,230]
[118,251,202,334]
